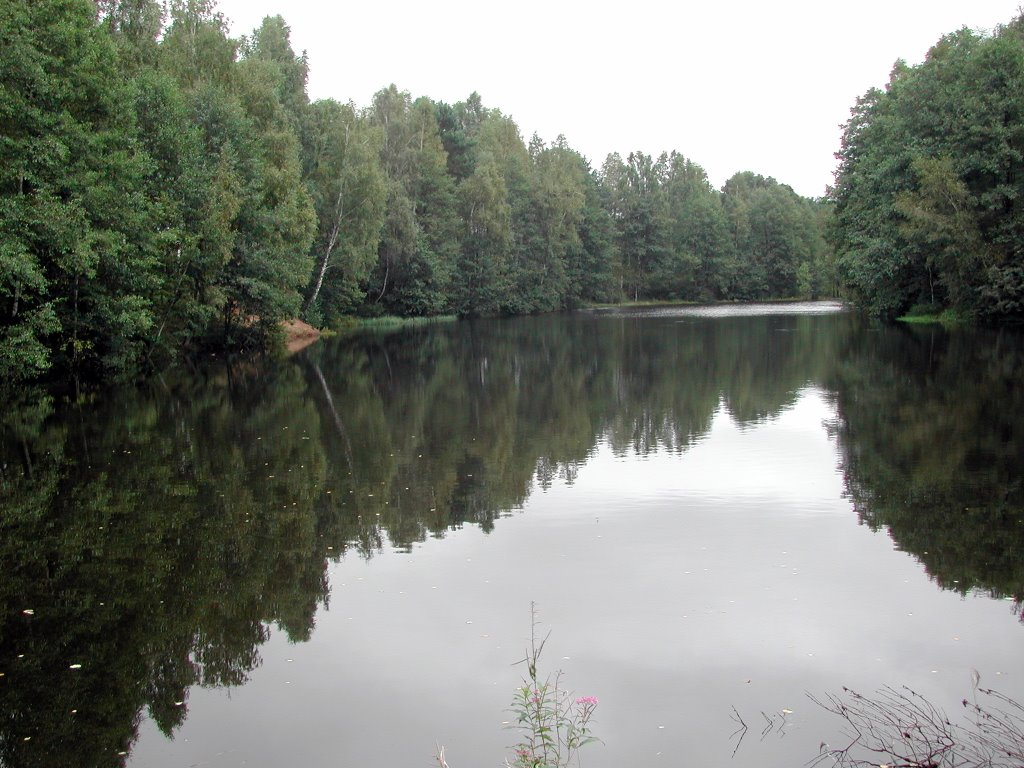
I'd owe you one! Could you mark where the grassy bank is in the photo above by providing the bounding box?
[329,314,459,332]
[897,304,973,326]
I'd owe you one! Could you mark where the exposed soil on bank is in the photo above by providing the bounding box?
[280,318,321,354]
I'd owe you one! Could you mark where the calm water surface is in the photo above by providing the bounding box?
[2,303,1024,768]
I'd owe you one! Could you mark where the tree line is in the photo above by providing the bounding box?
[831,13,1024,321]
[0,0,833,385]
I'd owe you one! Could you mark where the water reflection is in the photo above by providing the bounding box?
[0,365,331,767]
[1,305,1023,767]
[828,322,1024,614]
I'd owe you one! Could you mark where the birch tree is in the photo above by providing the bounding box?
[302,100,385,324]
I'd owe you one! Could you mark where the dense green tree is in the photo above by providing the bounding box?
[566,166,619,306]
[160,0,237,90]
[451,107,519,315]
[0,0,161,381]
[125,66,209,366]
[0,0,835,385]
[224,50,315,341]
[832,16,1024,319]
[895,154,987,308]
[435,91,486,182]
[94,0,164,68]
[478,113,537,315]
[160,2,316,346]
[301,99,386,324]
[600,152,671,301]
[656,152,733,300]
[597,155,825,304]
[503,135,585,313]
[830,80,914,317]
[405,97,462,311]
[364,86,459,316]
[454,161,510,315]
[239,15,309,126]
[722,172,825,300]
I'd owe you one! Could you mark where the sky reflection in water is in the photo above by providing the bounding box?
[4,304,1024,768]
[130,383,1024,768]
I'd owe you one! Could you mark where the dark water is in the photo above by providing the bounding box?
[2,302,1024,768]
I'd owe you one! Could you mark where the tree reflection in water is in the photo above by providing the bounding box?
[2,307,1023,767]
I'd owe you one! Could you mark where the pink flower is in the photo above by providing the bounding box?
[575,696,599,706]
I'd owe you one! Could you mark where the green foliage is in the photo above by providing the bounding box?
[832,15,1024,319]
[365,87,460,316]
[504,135,584,314]
[435,92,486,181]
[0,0,833,384]
[0,0,160,379]
[127,65,211,364]
[505,607,600,768]
[160,0,237,90]
[224,50,315,341]
[160,2,316,346]
[600,151,671,301]
[301,99,386,324]
[239,15,309,125]
[660,152,732,299]
[95,0,164,69]
[721,172,826,300]
[451,105,517,315]
[596,155,826,304]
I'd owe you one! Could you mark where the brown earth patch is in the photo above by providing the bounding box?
[280,318,321,354]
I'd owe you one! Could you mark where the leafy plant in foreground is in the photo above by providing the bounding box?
[436,605,600,768]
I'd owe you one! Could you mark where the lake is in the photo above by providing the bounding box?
[2,302,1024,768]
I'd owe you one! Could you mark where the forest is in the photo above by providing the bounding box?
[0,0,833,385]
[832,13,1024,321]
[7,1,1024,388]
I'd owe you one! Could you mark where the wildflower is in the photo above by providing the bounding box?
[575,696,599,706]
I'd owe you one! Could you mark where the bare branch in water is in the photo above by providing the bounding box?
[730,706,749,758]
[808,682,1024,768]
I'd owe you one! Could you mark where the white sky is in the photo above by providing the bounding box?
[213,0,1022,199]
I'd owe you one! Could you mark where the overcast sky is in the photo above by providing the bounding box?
[213,0,1022,198]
